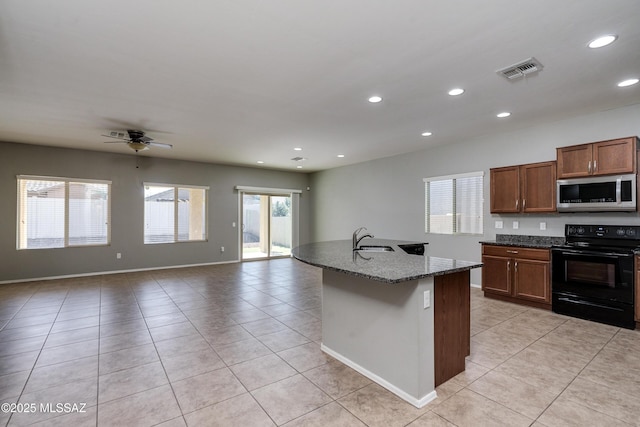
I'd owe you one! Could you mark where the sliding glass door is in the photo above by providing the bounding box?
[241,193,292,260]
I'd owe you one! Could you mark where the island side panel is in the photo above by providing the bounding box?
[433,269,471,386]
[321,269,435,405]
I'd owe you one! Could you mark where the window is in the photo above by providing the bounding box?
[424,171,483,235]
[144,183,208,244]
[17,176,111,249]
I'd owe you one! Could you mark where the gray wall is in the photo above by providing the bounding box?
[0,142,310,282]
[309,103,640,285]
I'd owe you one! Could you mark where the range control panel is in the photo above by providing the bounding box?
[566,224,640,240]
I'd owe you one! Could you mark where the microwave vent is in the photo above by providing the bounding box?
[497,57,543,80]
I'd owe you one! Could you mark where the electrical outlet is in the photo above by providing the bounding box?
[232,222,236,227]
[221,246,225,252]
[495,220,503,229]
[423,290,431,309]
[513,221,519,230]
[540,222,547,230]
[116,253,122,259]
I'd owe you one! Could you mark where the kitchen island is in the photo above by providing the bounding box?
[292,239,482,408]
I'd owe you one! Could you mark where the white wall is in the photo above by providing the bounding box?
[309,103,640,285]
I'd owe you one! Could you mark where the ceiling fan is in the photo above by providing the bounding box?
[102,130,173,152]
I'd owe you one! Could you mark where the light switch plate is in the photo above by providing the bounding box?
[423,290,431,309]
[540,222,547,230]
[495,220,503,229]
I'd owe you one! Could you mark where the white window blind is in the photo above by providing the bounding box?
[424,171,483,235]
[17,176,111,249]
[144,183,208,244]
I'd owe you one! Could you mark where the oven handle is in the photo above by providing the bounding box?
[553,249,634,259]
[557,297,624,312]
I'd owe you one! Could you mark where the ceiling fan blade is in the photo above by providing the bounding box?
[148,142,173,149]
[101,134,128,141]
[138,136,153,143]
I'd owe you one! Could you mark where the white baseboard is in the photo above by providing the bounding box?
[321,343,438,409]
[0,259,240,285]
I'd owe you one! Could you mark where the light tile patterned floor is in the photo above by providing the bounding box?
[1,258,639,426]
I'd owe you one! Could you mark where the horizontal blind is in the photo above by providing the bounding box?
[144,183,208,244]
[455,174,483,234]
[68,181,110,246]
[144,185,175,244]
[424,171,483,235]
[17,176,111,249]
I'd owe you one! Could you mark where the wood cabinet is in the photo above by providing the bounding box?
[490,161,556,213]
[557,136,638,178]
[481,244,551,307]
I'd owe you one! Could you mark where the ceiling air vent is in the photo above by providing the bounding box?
[497,57,543,80]
[291,156,306,162]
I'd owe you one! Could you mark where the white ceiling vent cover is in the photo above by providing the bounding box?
[497,57,543,80]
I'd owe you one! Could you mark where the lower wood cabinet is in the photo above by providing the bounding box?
[481,244,551,308]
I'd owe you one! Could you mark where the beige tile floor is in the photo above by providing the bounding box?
[1,258,639,426]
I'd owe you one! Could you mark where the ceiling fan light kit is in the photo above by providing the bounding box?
[102,129,173,152]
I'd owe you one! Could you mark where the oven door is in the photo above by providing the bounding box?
[551,248,634,304]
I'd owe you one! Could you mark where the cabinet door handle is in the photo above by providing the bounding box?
[507,250,519,254]
[522,199,526,210]
[515,261,518,272]
[507,260,510,272]
[515,199,519,210]
[593,160,597,172]
[588,160,592,174]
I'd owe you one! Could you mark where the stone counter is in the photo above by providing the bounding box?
[480,234,565,249]
[292,239,482,284]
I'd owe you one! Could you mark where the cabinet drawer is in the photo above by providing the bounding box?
[482,245,550,261]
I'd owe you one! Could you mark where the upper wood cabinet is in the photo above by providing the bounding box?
[557,136,638,178]
[490,161,556,213]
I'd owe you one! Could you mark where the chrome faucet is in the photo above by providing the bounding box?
[352,227,374,250]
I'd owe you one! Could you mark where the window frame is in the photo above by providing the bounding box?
[423,171,484,235]
[16,175,112,250]
[143,182,209,245]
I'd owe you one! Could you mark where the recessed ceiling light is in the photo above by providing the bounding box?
[448,88,464,96]
[421,131,433,137]
[617,78,639,87]
[497,112,511,118]
[256,160,264,164]
[588,35,617,49]
[294,147,302,151]
[368,96,383,103]
[296,165,303,169]
[337,154,345,158]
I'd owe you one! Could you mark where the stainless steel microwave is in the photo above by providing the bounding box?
[556,174,637,212]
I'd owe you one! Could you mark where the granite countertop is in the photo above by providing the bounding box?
[292,239,482,284]
[480,234,565,249]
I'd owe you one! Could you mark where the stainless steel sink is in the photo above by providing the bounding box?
[398,243,427,255]
[355,245,395,252]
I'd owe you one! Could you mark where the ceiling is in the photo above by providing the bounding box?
[1,0,639,172]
